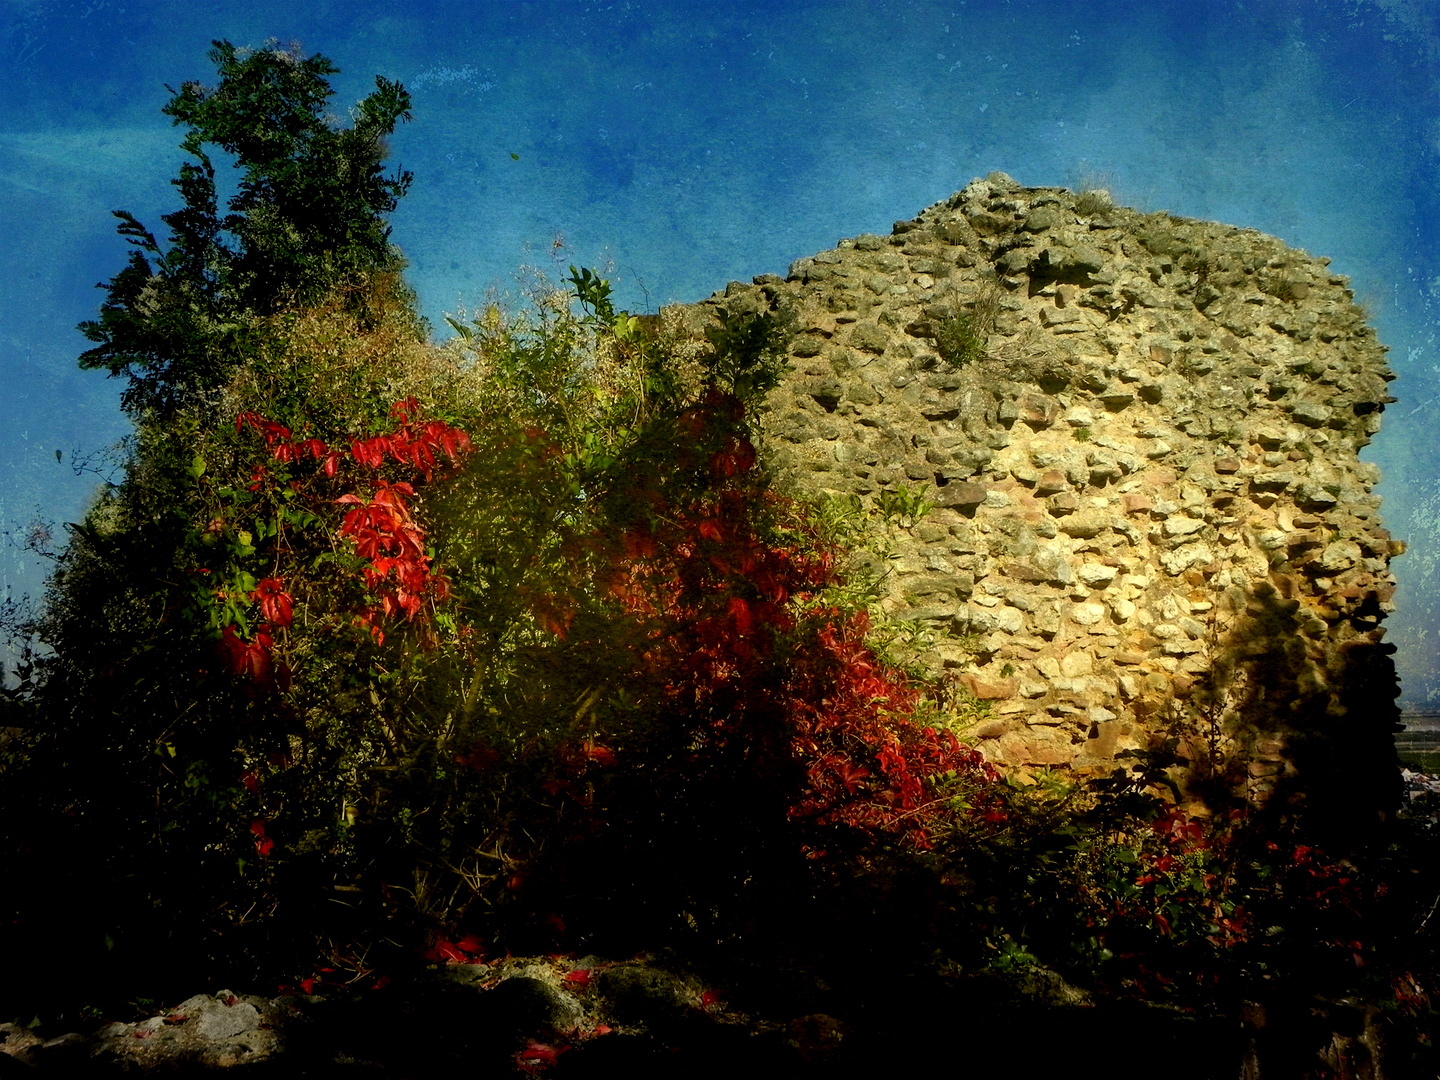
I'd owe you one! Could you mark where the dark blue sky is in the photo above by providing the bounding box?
[3,0,1438,699]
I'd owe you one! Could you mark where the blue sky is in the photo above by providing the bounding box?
[3,0,1438,699]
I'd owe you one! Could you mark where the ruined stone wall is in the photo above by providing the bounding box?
[670,173,1403,828]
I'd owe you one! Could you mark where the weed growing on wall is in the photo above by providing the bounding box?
[930,276,1001,369]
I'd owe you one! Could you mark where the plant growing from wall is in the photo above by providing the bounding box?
[930,275,1001,369]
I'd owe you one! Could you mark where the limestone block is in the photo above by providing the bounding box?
[1099,384,1135,410]
[1070,602,1108,626]
[1162,515,1206,537]
[1078,562,1119,588]
[959,604,1026,635]
[1032,547,1075,585]
[1290,401,1333,427]
[1036,469,1068,495]
[1041,306,1083,329]
[191,996,262,1040]
[1318,539,1362,573]
[960,674,1019,700]
[849,322,890,353]
[993,729,1073,767]
[1058,513,1111,539]
[1159,542,1213,576]
[935,482,987,510]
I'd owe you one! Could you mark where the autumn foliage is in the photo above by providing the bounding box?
[1,257,1411,1033]
[7,43,1434,1070]
[0,241,1015,1015]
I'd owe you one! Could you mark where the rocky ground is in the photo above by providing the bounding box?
[1,948,1259,1078]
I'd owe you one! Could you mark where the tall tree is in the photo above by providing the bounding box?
[78,39,413,418]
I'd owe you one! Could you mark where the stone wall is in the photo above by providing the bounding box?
[671,173,1403,830]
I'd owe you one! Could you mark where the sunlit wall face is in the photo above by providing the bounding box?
[3,0,1437,700]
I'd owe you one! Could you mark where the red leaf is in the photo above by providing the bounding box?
[219,624,247,674]
[253,577,293,628]
[455,742,500,773]
[517,1039,565,1065]
[250,819,275,856]
[582,742,616,767]
[564,969,591,987]
[727,596,752,637]
[241,632,273,685]
[454,934,485,956]
[832,758,870,794]
[422,939,468,964]
[350,437,386,469]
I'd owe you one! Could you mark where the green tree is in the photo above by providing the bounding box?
[78,39,413,418]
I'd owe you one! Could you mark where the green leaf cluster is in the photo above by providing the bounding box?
[78,39,413,419]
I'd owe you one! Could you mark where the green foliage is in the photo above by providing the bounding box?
[565,264,617,324]
[875,482,933,529]
[8,211,985,1009]
[930,277,1000,369]
[78,39,413,419]
[701,304,795,402]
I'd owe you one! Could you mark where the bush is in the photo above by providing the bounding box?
[2,219,1006,1012]
[930,276,1000,369]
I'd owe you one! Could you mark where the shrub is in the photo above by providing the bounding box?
[930,276,1000,369]
[1,234,1005,1010]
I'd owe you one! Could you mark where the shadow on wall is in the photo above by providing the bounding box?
[1169,574,1401,844]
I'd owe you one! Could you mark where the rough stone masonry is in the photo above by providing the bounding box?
[671,172,1403,831]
